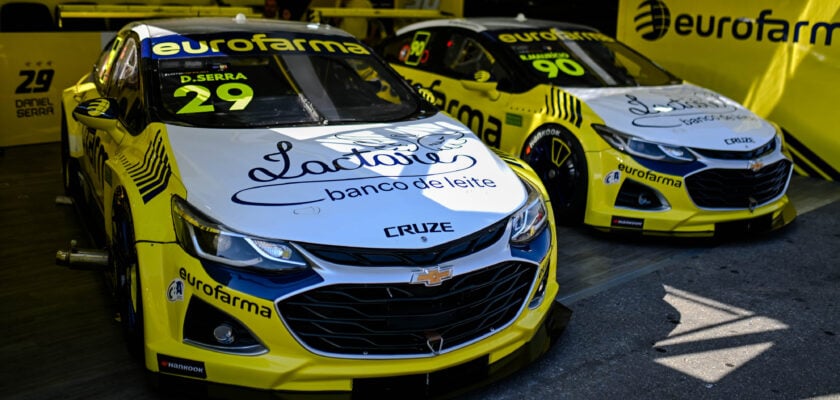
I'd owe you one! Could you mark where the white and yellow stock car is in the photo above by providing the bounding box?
[57,15,570,397]
[378,16,797,236]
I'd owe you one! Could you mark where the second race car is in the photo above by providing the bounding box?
[377,15,797,236]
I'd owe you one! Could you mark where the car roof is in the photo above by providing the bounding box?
[395,15,598,36]
[126,14,355,40]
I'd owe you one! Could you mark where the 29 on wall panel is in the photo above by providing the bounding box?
[616,0,840,181]
[0,32,107,147]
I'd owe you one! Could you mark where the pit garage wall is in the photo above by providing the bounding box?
[0,32,108,147]
[617,0,840,181]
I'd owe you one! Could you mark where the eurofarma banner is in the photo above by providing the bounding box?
[617,0,840,181]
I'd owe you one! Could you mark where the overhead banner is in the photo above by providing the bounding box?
[617,0,840,181]
[0,32,104,147]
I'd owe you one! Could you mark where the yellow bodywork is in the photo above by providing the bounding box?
[391,64,796,236]
[61,64,560,393]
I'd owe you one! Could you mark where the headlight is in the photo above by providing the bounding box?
[510,179,549,244]
[171,196,308,272]
[593,124,695,163]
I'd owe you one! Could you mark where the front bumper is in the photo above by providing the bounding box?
[147,300,572,399]
[583,150,797,236]
[137,220,565,395]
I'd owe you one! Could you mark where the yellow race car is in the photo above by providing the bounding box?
[377,15,796,236]
[56,15,570,397]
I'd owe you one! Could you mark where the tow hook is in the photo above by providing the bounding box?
[56,240,109,270]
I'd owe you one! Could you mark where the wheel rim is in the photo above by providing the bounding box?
[526,135,583,211]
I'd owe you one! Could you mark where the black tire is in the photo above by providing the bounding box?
[60,106,82,199]
[112,188,145,363]
[521,126,588,225]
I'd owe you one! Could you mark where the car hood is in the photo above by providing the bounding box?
[165,113,526,249]
[566,83,777,151]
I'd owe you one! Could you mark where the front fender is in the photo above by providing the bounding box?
[103,125,184,247]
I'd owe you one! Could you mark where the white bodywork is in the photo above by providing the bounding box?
[167,113,526,248]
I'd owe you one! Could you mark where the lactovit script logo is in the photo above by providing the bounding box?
[634,0,839,45]
[635,0,671,40]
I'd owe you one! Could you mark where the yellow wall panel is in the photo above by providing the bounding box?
[617,0,840,180]
[1,32,106,146]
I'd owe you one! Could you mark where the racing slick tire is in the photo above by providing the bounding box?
[521,126,588,225]
[112,188,145,363]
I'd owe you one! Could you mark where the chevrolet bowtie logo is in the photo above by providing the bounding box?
[411,266,453,287]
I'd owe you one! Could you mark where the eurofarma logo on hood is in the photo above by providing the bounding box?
[634,0,839,45]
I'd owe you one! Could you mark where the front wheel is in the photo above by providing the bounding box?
[521,126,588,225]
[112,188,145,362]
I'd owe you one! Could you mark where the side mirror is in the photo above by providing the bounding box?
[416,87,437,106]
[460,80,500,101]
[73,98,123,142]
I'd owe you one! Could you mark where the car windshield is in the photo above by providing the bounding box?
[493,28,680,88]
[154,36,420,128]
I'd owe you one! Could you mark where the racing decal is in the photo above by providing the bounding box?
[523,52,585,78]
[634,1,839,46]
[546,88,582,128]
[157,354,207,379]
[618,163,682,188]
[119,130,172,204]
[604,170,621,185]
[83,127,109,182]
[505,113,523,127]
[550,137,572,168]
[167,279,184,302]
[173,81,253,114]
[384,222,454,238]
[402,31,431,66]
[233,121,494,207]
[624,91,746,128]
[179,267,273,319]
[444,100,502,148]
[410,265,454,287]
[408,79,503,148]
[724,137,755,146]
[149,33,370,59]
[496,29,614,44]
[611,216,644,229]
[473,70,492,82]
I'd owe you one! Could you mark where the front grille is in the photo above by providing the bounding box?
[278,262,536,356]
[298,219,508,266]
[685,160,791,208]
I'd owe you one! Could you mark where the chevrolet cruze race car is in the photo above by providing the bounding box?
[377,15,797,236]
[56,15,569,396]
